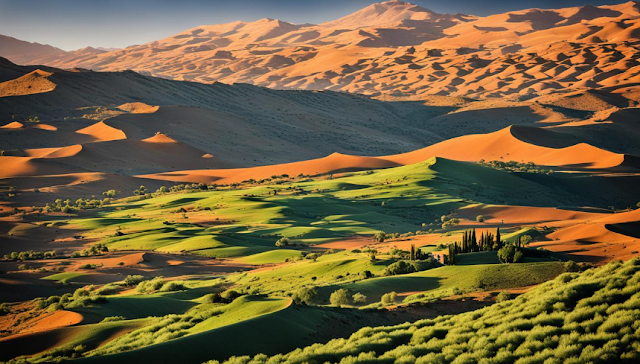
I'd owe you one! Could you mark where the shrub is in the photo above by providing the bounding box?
[124,275,145,286]
[381,291,397,305]
[496,291,512,302]
[330,289,349,307]
[275,237,291,247]
[0,303,10,316]
[352,292,367,304]
[374,231,386,243]
[565,260,579,272]
[220,290,241,301]
[160,281,185,292]
[101,316,126,323]
[476,215,485,222]
[293,287,319,305]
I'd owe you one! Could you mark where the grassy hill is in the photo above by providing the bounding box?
[213,258,640,364]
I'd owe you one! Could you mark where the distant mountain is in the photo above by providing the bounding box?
[0,35,66,65]
[2,1,640,99]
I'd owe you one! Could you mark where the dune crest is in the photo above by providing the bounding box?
[0,69,56,97]
[76,121,127,142]
[117,102,159,114]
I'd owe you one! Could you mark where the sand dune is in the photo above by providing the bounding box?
[0,69,55,97]
[139,125,637,184]
[76,121,127,142]
[10,1,640,99]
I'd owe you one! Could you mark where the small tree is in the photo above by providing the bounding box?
[330,289,349,307]
[496,291,512,302]
[564,260,579,272]
[293,287,319,305]
[374,231,386,243]
[352,292,367,304]
[275,237,291,247]
[381,291,397,305]
[476,215,485,222]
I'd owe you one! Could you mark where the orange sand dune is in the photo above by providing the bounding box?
[139,152,400,184]
[384,126,627,170]
[76,121,126,142]
[457,204,605,227]
[142,133,177,143]
[140,125,635,184]
[535,209,640,262]
[21,310,83,335]
[117,102,159,114]
[1,121,23,129]
[0,69,56,97]
[31,124,57,131]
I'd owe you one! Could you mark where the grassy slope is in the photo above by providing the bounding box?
[50,158,590,260]
[216,259,640,364]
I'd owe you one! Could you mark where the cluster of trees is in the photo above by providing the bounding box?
[383,257,441,276]
[441,215,460,229]
[70,243,108,258]
[479,159,552,174]
[4,250,56,261]
[446,228,502,264]
[136,277,185,294]
[275,237,293,247]
[35,286,108,313]
[44,196,112,213]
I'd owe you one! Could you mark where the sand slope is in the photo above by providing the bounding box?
[11,1,640,99]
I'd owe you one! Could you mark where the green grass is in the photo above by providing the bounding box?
[42,272,90,284]
[214,259,640,364]
[236,250,303,265]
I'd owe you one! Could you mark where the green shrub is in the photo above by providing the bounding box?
[476,215,485,222]
[495,291,512,302]
[330,289,349,307]
[352,292,367,304]
[498,245,524,263]
[293,287,319,305]
[381,291,397,305]
[101,316,126,323]
[124,275,145,286]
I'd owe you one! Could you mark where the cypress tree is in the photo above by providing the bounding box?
[495,228,501,250]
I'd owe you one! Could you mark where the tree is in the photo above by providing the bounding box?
[381,291,397,305]
[497,245,524,264]
[476,215,485,222]
[565,260,579,272]
[410,244,416,261]
[374,231,386,243]
[330,289,349,307]
[293,287,319,305]
[275,237,291,247]
[495,228,501,250]
[352,292,367,304]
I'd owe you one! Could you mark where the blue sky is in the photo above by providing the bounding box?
[0,0,624,50]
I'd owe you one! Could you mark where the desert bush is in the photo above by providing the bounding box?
[352,292,367,304]
[101,316,126,323]
[293,287,319,305]
[330,289,349,307]
[381,291,397,305]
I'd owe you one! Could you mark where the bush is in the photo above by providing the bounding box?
[220,290,241,301]
[476,215,485,222]
[0,303,10,316]
[565,260,579,272]
[124,275,145,286]
[381,291,397,305]
[374,231,386,243]
[293,287,319,305]
[203,293,223,304]
[275,237,291,247]
[330,289,349,307]
[352,292,367,304]
[495,291,512,302]
[101,316,126,323]
[160,281,185,292]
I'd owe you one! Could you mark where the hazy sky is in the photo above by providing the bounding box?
[0,0,624,50]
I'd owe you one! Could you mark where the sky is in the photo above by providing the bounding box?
[0,0,625,50]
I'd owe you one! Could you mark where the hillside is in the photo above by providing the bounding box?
[6,1,640,99]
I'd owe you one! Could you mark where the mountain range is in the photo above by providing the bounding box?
[2,0,640,99]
